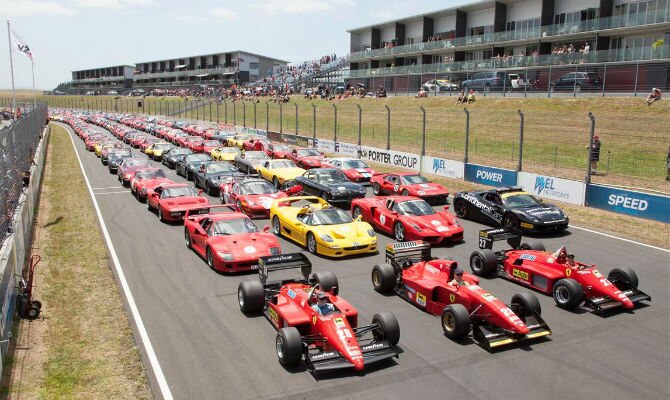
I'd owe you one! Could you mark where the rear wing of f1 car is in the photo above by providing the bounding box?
[478,228,523,250]
[385,241,432,269]
[257,253,312,286]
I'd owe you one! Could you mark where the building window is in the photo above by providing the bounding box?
[249,62,259,69]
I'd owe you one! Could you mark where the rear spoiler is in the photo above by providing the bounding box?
[385,241,432,267]
[184,204,238,219]
[478,228,522,250]
[258,253,312,285]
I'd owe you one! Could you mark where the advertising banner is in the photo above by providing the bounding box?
[334,142,360,156]
[464,164,517,187]
[422,156,465,179]
[316,139,336,153]
[358,146,420,171]
[586,184,670,223]
[517,172,585,205]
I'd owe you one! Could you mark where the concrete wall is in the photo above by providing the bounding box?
[507,0,543,20]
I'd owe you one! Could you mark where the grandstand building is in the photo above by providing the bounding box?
[347,0,670,92]
[71,65,135,93]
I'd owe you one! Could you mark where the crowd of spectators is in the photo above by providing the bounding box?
[550,42,591,64]
[261,53,339,85]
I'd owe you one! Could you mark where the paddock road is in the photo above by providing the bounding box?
[56,122,669,400]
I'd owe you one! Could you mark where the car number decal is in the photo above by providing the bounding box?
[513,269,530,280]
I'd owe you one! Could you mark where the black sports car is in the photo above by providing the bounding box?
[234,151,270,174]
[295,168,366,205]
[193,161,245,196]
[176,153,213,180]
[452,187,569,232]
[107,149,133,174]
[163,147,193,169]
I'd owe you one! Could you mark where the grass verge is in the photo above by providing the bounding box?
[1,124,151,399]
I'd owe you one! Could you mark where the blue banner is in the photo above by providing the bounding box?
[586,184,670,223]
[464,164,517,187]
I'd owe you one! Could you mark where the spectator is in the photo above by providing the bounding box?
[587,134,601,174]
[376,86,387,98]
[646,88,662,105]
[415,88,427,98]
[467,89,476,103]
[456,90,466,104]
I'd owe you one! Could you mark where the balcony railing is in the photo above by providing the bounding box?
[134,67,238,79]
[349,9,670,61]
[73,76,125,83]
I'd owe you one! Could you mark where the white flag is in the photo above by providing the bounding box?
[11,30,33,60]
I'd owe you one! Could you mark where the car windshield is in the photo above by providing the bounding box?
[163,186,197,198]
[398,200,435,216]
[125,158,148,167]
[186,137,201,143]
[244,152,269,159]
[171,148,191,155]
[186,154,210,162]
[203,141,219,146]
[503,193,542,207]
[137,169,167,179]
[297,149,320,156]
[154,143,172,150]
[400,174,428,184]
[206,163,235,173]
[219,147,239,153]
[311,208,352,225]
[113,150,132,157]
[240,181,277,195]
[212,217,258,235]
[316,170,347,183]
[341,159,368,169]
[269,160,296,168]
[273,145,290,151]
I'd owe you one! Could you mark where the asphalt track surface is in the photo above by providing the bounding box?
[55,122,669,400]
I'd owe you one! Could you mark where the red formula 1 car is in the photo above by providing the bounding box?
[129,167,172,202]
[373,241,551,348]
[351,196,463,244]
[184,205,281,273]
[371,172,449,204]
[469,229,651,312]
[288,147,326,169]
[238,254,400,372]
[147,183,210,222]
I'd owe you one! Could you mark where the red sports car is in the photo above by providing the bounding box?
[326,157,377,183]
[373,241,551,348]
[470,228,651,312]
[84,134,105,151]
[184,136,204,152]
[201,140,222,155]
[130,168,172,202]
[220,178,291,219]
[351,196,463,244]
[288,148,326,169]
[371,172,449,204]
[184,206,281,273]
[266,143,293,159]
[173,132,191,147]
[238,254,400,372]
[117,157,151,186]
[147,183,210,222]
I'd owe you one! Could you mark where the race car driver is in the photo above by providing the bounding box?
[312,292,335,315]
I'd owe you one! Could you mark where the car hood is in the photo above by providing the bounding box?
[516,204,565,221]
[315,222,373,240]
[164,196,209,209]
[344,168,375,176]
[241,193,288,209]
[406,212,459,231]
[209,232,278,255]
[406,183,446,193]
[320,181,365,192]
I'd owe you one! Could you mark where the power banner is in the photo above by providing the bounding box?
[358,146,420,171]
[464,164,517,187]
[422,156,465,179]
[586,184,670,223]
[517,172,585,205]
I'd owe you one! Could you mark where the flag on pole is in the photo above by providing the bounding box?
[10,29,32,60]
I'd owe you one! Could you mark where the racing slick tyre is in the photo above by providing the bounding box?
[272,216,282,237]
[306,232,318,255]
[503,213,519,229]
[276,327,303,368]
[238,280,265,314]
[272,176,280,189]
[351,206,362,220]
[393,223,406,242]
[158,207,165,222]
[607,267,639,291]
[453,200,468,218]
[372,182,381,196]
[441,304,470,340]
[552,278,585,310]
[371,264,396,294]
[184,228,192,248]
[312,271,339,295]
[520,241,545,251]
[469,250,498,277]
[511,292,542,317]
[372,312,400,346]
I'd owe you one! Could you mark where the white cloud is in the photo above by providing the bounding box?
[73,0,154,8]
[4,0,76,16]
[249,0,355,14]
[164,12,204,23]
[211,7,237,19]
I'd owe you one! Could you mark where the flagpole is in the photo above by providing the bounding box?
[6,20,17,120]
[31,58,36,109]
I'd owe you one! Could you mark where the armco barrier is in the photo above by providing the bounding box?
[517,172,585,206]
[464,164,517,187]
[586,184,670,223]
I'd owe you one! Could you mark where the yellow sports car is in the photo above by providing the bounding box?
[256,159,306,188]
[227,134,250,149]
[210,146,240,161]
[145,142,174,161]
[95,141,116,157]
[270,196,377,257]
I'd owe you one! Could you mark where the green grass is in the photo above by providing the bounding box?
[37,95,670,193]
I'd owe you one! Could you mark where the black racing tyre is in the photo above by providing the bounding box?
[306,232,318,255]
[520,241,545,251]
[552,278,585,310]
[312,271,339,295]
[607,267,638,291]
[372,182,381,195]
[352,206,362,220]
[371,264,396,294]
[503,213,519,229]
[453,200,468,218]
[441,304,470,340]
[272,216,282,237]
[276,327,303,368]
[469,250,498,277]
[184,228,192,248]
[272,176,280,189]
[372,312,400,346]
[237,280,265,314]
[511,292,542,317]
[393,222,406,242]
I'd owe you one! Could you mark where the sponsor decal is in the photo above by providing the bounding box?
[534,176,571,200]
[416,292,427,307]
[462,193,502,223]
[465,164,517,187]
[334,317,346,328]
[404,284,416,294]
[587,184,669,223]
[287,289,297,299]
[593,270,603,278]
[482,293,497,301]
[425,265,439,274]
[244,246,257,254]
[311,351,338,361]
[565,268,572,277]
[512,268,530,280]
[312,316,317,325]
[449,293,455,303]
[519,254,536,261]
[520,222,534,229]
[361,343,386,351]
[269,307,279,324]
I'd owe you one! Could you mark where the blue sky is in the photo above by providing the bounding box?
[1,0,470,90]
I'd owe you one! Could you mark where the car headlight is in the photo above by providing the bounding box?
[270,247,280,255]
[319,234,334,242]
[367,229,376,237]
[218,252,234,260]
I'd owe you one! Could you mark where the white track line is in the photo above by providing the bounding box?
[94,191,130,195]
[92,186,125,190]
[569,224,669,253]
[65,127,173,400]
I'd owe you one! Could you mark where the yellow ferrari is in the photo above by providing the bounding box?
[270,196,377,257]
[256,159,306,188]
[210,146,240,161]
[145,142,174,161]
[95,141,116,157]
[227,134,250,149]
